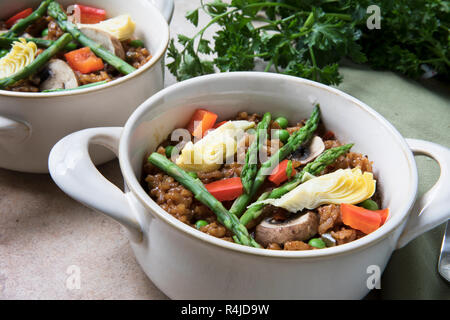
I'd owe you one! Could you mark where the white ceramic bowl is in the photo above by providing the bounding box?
[0,0,173,173]
[48,72,450,299]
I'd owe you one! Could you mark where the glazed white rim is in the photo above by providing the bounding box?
[0,0,169,98]
[119,72,419,259]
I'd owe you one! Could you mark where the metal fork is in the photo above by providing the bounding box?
[438,220,450,282]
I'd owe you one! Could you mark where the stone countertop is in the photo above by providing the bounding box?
[1,0,449,299]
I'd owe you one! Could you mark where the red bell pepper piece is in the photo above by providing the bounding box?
[75,4,106,24]
[378,208,389,225]
[186,109,218,139]
[268,159,296,186]
[5,8,33,28]
[205,177,243,201]
[213,121,227,129]
[65,47,104,74]
[340,203,386,234]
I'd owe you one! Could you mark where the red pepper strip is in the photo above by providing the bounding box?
[268,159,296,186]
[213,120,228,129]
[75,4,107,24]
[205,177,243,202]
[186,109,218,139]
[340,203,384,234]
[65,47,104,74]
[5,8,33,28]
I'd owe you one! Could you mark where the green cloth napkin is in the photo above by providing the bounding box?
[336,63,450,299]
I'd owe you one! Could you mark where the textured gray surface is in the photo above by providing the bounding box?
[1,0,449,299]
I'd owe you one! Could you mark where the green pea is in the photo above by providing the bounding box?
[187,171,198,179]
[41,28,49,37]
[129,39,145,48]
[308,238,326,249]
[274,116,289,129]
[195,220,208,229]
[165,145,177,158]
[359,199,379,211]
[272,129,290,142]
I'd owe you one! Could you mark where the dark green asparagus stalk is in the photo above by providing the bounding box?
[42,80,108,92]
[1,0,54,38]
[240,143,354,226]
[0,33,72,89]
[148,153,261,248]
[240,112,271,194]
[0,37,77,51]
[229,105,321,217]
[47,2,136,75]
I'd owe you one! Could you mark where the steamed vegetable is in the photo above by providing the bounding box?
[254,168,376,212]
[78,14,136,41]
[148,152,260,248]
[186,109,218,138]
[195,220,208,229]
[340,204,388,234]
[74,4,106,24]
[64,46,104,73]
[0,49,8,59]
[268,159,296,186]
[240,112,271,194]
[5,8,33,29]
[0,37,77,51]
[48,2,136,75]
[0,38,37,79]
[205,177,243,201]
[2,0,53,37]
[274,117,288,129]
[240,143,354,226]
[229,105,320,217]
[0,33,72,89]
[359,199,379,211]
[176,120,255,172]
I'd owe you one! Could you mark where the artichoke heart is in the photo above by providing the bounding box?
[255,168,376,212]
[176,120,255,172]
[0,38,37,79]
[78,15,136,41]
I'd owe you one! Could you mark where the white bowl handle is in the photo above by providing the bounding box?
[0,115,30,143]
[149,0,174,23]
[48,127,142,242]
[396,139,450,249]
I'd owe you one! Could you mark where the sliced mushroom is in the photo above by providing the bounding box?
[255,211,319,247]
[289,136,325,165]
[79,27,125,59]
[39,59,79,91]
[321,233,336,247]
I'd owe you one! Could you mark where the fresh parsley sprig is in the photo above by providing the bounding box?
[168,0,449,84]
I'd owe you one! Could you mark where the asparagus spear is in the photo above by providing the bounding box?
[47,2,136,75]
[148,153,261,248]
[229,105,321,217]
[1,0,54,38]
[0,37,77,51]
[240,112,271,194]
[0,33,72,89]
[240,143,354,226]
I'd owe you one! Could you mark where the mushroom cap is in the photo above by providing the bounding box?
[255,211,319,247]
[39,59,79,91]
[289,136,325,165]
[79,27,125,59]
